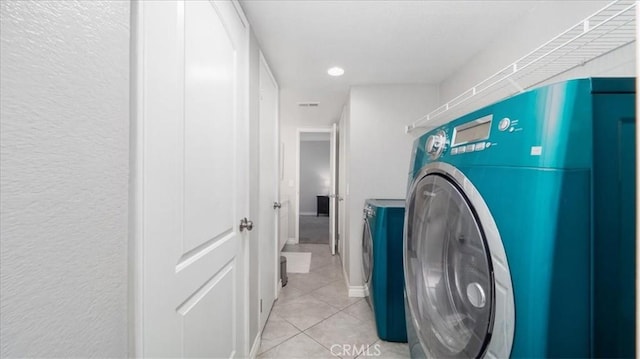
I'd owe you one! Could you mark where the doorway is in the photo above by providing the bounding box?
[277,127,339,286]
[293,127,339,256]
[299,132,331,246]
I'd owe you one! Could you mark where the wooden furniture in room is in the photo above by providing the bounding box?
[316,195,329,216]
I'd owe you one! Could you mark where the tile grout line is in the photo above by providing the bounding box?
[273,284,347,332]
[272,243,365,358]
[309,257,344,273]
[266,304,394,359]
[275,312,307,333]
[340,298,366,318]
[259,305,327,356]
[257,329,300,356]
[302,309,379,359]
[261,313,344,357]
[303,308,342,334]
[301,325,344,359]
[307,282,353,310]
[273,297,340,333]
[256,330,308,358]
[258,311,302,353]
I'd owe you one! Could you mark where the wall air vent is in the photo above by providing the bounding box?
[297,102,320,107]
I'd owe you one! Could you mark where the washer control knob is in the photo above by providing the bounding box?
[498,117,511,131]
[425,131,446,159]
[362,206,373,219]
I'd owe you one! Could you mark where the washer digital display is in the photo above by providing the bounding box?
[453,115,493,146]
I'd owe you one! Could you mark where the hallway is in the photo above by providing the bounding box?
[258,243,409,358]
[299,215,330,244]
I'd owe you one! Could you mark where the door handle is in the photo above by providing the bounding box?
[239,217,254,232]
[273,202,282,209]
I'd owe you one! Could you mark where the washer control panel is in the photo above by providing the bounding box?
[450,141,493,156]
[448,114,493,156]
[446,114,521,156]
[420,113,524,161]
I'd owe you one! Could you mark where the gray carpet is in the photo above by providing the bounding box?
[299,215,330,244]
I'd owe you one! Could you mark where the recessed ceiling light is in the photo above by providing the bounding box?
[327,67,344,77]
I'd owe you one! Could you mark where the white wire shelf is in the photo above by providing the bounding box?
[406,0,636,134]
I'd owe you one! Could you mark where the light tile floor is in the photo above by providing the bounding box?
[258,243,409,359]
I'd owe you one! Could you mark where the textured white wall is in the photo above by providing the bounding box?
[346,84,439,286]
[0,1,130,357]
[299,141,330,214]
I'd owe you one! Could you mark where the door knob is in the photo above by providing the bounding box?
[273,202,282,209]
[239,217,253,232]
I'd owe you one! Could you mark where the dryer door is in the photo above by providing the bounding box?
[362,218,373,286]
[404,163,514,358]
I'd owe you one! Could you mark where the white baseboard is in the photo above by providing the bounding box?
[249,330,261,359]
[348,285,367,297]
[342,258,350,291]
[299,212,316,216]
[342,261,367,298]
[286,237,297,245]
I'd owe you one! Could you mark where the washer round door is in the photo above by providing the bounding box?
[362,218,373,285]
[404,162,514,358]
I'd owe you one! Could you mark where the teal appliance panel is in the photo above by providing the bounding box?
[403,78,636,358]
[592,93,636,358]
[364,199,407,342]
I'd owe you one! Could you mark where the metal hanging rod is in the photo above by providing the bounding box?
[406,0,636,134]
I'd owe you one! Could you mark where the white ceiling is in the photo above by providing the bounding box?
[240,1,544,123]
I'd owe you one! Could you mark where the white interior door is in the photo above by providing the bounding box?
[134,1,249,357]
[258,54,279,330]
[329,123,339,255]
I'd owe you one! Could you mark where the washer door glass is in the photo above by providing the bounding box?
[362,219,373,284]
[405,173,493,358]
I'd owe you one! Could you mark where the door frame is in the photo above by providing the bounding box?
[129,2,143,355]
[338,107,348,260]
[294,127,332,245]
[129,0,251,356]
[257,50,280,326]
[329,123,339,255]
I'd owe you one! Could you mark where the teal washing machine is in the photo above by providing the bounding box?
[362,199,407,342]
[403,78,635,358]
